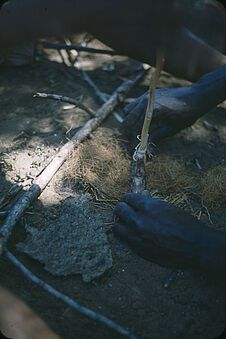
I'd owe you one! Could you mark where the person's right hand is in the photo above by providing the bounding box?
[123,65,226,149]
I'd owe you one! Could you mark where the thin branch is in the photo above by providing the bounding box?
[42,42,124,56]
[81,69,108,102]
[131,51,164,194]
[64,38,77,64]
[201,201,213,224]
[163,269,184,288]
[57,48,72,67]
[34,92,96,117]
[5,249,137,339]
[130,158,146,194]
[62,37,124,123]
[0,72,145,249]
[135,50,164,159]
[80,69,124,123]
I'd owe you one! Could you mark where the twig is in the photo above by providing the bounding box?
[202,120,218,132]
[130,158,146,194]
[56,39,106,102]
[64,34,93,66]
[131,50,164,194]
[81,69,108,101]
[81,69,124,123]
[5,249,137,339]
[163,269,184,288]
[201,201,213,224]
[63,38,77,65]
[63,37,124,123]
[134,50,164,160]
[0,72,144,249]
[194,158,202,170]
[42,42,124,56]
[34,92,96,117]
[57,48,72,67]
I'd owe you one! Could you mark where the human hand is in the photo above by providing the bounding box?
[113,193,220,272]
[123,65,226,149]
[123,88,196,150]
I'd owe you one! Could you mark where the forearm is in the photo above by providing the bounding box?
[164,28,226,82]
[190,65,226,110]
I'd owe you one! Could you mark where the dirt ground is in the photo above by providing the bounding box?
[0,36,226,339]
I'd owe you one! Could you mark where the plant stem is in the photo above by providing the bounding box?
[136,49,165,159]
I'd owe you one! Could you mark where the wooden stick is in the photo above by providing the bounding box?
[135,50,164,160]
[130,158,146,194]
[42,42,124,56]
[80,69,123,123]
[0,72,144,249]
[62,36,124,123]
[5,249,137,339]
[34,92,96,117]
[131,51,164,194]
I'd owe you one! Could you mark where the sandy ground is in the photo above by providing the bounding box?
[0,36,226,339]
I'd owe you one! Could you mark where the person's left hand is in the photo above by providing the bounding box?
[113,193,216,271]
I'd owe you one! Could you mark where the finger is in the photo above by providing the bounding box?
[123,98,147,129]
[123,100,137,116]
[148,125,176,145]
[123,105,141,130]
[114,222,170,266]
[124,193,159,212]
[113,222,141,246]
[114,202,138,228]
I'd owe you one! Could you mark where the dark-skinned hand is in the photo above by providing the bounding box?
[113,193,226,277]
[123,65,226,149]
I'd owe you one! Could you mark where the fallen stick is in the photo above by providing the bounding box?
[57,48,72,67]
[62,37,124,123]
[0,72,144,248]
[42,42,124,56]
[81,68,108,102]
[0,75,143,339]
[130,158,146,194]
[80,69,123,123]
[34,92,96,117]
[65,34,94,65]
[5,249,137,339]
[55,38,108,103]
